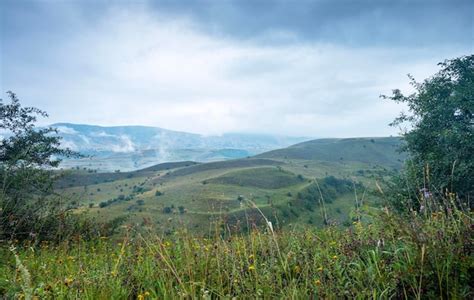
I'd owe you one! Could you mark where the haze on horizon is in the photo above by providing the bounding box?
[1,0,472,138]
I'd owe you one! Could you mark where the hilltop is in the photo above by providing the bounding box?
[258,137,404,168]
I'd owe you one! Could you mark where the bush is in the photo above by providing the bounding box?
[383,55,474,210]
[0,92,78,241]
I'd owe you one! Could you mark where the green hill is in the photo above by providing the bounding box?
[56,137,405,233]
[258,137,405,168]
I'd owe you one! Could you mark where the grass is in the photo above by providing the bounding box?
[1,202,472,299]
[258,137,404,169]
[56,154,395,235]
[206,167,304,189]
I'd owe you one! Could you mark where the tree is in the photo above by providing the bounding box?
[383,55,473,209]
[0,91,77,240]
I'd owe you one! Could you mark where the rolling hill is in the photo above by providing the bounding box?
[258,137,405,168]
[57,136,405,234]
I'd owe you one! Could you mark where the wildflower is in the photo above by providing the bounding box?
[144,291,150,296]
[248,264,256,271]
[317,266,323,272]
[137,294,144,300]
[64,277,74,286]
[248,254,254,260]
[314,279,321,286]
[294,265,301,273]
[332,255,338,260]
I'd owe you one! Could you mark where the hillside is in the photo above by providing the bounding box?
[258,137,405,168]
[56,136,405,233]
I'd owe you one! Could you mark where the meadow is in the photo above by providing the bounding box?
[1,200,471,299]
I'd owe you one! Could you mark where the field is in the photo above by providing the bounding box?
[56,137,403,235]
[2,207,471,298]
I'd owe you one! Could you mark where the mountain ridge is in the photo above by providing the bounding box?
[52,123,311,171]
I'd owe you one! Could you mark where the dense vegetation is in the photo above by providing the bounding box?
[0,92,80,241]
[1,205,471,298]
[383,55,473,211]
[0,56,472,298]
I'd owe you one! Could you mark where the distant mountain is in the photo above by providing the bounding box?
[52,123,309,171]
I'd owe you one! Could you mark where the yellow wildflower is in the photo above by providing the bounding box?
[314,279,321,285]
[248,264,256,271]
[64,277,74,286]
[137,294,144,300]
[317,266,323,272]
[332,255,338,260]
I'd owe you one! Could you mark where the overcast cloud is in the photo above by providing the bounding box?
[1,0,472,137]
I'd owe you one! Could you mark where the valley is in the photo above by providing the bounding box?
[52,123,310,171]
[57,137,404,234]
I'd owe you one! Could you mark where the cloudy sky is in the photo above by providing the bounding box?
[1,0,472,137]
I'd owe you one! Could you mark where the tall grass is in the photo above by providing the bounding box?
[1,199,471,299]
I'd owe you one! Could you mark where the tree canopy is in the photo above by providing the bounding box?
[383,55,473,207]
[0,91,77,240]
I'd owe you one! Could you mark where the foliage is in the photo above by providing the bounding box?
[0,92,77,240]
[0,202,471,299]
[383,55,474,208]
[297,176,360,204]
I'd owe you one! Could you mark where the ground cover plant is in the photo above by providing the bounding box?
[1,198,472,299]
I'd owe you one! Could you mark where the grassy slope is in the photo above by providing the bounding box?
[258,137,405,169]
[2,210,471,299]
[57,137,404,234]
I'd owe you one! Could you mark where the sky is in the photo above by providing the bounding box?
[1,0,473,137]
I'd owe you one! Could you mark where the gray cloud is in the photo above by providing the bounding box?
[0,0,472,137]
